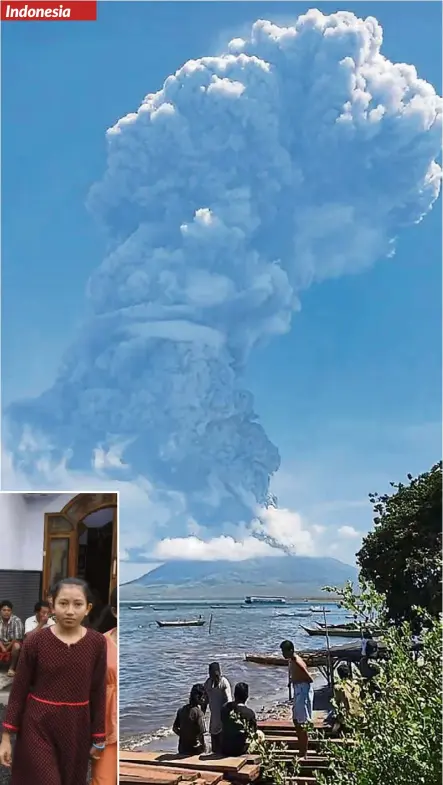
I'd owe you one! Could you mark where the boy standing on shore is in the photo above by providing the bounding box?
[280,640,314,758]
[204,662,232,754]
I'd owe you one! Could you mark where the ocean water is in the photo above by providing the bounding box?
[119,599,353,747]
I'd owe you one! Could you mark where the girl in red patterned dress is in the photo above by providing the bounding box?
[0,578,107,785]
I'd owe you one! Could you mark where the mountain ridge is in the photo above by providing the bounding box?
[120,555,358,599]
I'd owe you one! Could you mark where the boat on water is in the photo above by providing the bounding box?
[151,606,177,611]
[302,625,383,638]
[310,606,331,613]
[245,596,286,605]
[156,619,206,628]
[276,610,311,618]
[245,653,287,666]
[315,621,358,629]
[129,605,145,610]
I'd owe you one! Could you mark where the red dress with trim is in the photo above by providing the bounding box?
[3,626,107,785]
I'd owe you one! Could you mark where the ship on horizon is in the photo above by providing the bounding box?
[244,595,286,605]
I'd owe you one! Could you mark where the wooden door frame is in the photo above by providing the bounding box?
[42,514,78,598]
[42,493,118,599]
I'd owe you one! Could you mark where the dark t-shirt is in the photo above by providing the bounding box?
[173,704,206,755]
[220,702,257,756]
[359,658,380,680]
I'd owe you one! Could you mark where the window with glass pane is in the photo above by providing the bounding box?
[49,515,74,534]
[49,538,70,587]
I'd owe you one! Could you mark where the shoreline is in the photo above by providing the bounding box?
[120,671,331,752]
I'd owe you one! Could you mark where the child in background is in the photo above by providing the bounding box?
[91,588,118,785]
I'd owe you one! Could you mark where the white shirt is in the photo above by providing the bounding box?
[24,615,56,634]
[204,676,232,735]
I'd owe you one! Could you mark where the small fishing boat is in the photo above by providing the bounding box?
[276,610,311,618]
[315,621,358,629]
[151,606,177,611]
[245,653,287,666]
[302,625,383,638]
[310,606,331,613]
[129,605,144,610]
[156,619,206,628]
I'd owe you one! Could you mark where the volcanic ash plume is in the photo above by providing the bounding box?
[6,10,442,532]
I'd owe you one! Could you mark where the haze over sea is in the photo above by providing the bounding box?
[120,599,351,747]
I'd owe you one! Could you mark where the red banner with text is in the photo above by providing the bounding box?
[1,1,97,21]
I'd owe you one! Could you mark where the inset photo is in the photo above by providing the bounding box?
[0,492,118,785]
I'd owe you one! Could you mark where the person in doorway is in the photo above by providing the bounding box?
[204,662,232,754]
[280,640,314,759]
[0,601,24,678]
[91,588,118,785]
[24,601,55,636]
[0,577,107,785]
[173,683,207,756]
[221,682,257,756]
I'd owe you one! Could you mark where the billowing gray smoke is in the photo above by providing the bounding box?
[6,10,442,533]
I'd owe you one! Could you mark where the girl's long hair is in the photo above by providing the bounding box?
[94,588,118,633]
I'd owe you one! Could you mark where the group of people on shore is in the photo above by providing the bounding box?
[172,636,381,761]
[0,579,117,785]
[173,639,316,760]
[173,662,258,758]
[172,662,257,756]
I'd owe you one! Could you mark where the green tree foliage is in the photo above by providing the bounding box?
[318,584,442,785]
[357,462,442,625]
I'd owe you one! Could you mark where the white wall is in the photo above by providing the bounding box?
[0,494,28,570]
[0,493,77,571]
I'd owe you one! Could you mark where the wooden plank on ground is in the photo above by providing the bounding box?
[119,763,184,784]
[225,763,260,783]
[129,766,222,784]
[119,759,223,784]
[119,765,204,782]
[259,716,328,733]
[285,779,318,785]
[119,766,226,785]
[119,751,247,775]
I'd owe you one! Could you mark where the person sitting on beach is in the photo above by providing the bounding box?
[329,663,362,735]
[173,683,207,756]
[0,601,24,678]
[24,601,55,636]
[280,640,313,759]
[204,662,232,754]
[220,682,257,756]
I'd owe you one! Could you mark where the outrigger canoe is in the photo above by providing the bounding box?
[315,622,358,630]
[302,625,383,638]
[156,619,206,628]
[245,653,287,666]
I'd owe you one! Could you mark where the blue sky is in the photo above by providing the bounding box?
[2,2,441,582]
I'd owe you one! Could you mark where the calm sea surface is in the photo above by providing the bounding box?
[119,599,353,747]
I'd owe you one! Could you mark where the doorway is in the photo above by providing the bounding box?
[42,493,118,603]
[77,510,114,605]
